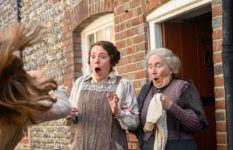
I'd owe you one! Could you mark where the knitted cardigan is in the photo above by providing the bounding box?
[130,79,208,149]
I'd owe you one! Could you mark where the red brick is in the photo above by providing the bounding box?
[216,133,226,144]
[64,66,71,73]
[213,52,222,63]
[66,32,71,38]
[123,10,133,20]
[65,18,71,24]
[213,41,222,52]
[134,52,145,62]
[68,86,72,93]
[134,70,146,79]
[133,34,145,44]
[126,64,137,72]
[129,134,138,142]
[118,57,128,66]
[73,36,81,42]
[64,80,71,86]
[215,100,225,109]
[216,122,226,132]
[74,64,82,70]
[74,51,82,57]
[67,72,74,79]
[128,143,132,149]
[63,39,70,47]
[53,0,59,4]
[67,58,74,65]
[130,0,140,9]
[66,45,74,52]
[115,33,121,41]
[212,29,222,40]
[212,4,222,17]
[132,143,139,149]
[126,39,133,47]
[215,111,225,121]
[65,11,70,18]
[214,76,224,87]
[215,88,225,98]
[116,40,126,49]
[116,5,124,15]
[137,7,142,15]
[217,145,228,150]
[124,46,136,55]
[114,16,120,24]
[131,17,140,26]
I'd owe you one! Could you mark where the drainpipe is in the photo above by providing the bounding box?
[16,0,23,58]
[222,0,233,149]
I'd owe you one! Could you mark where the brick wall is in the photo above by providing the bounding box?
[212,0,227,150]
[16,0,71,149]
[0,0,18,29]
[0,0,228,149]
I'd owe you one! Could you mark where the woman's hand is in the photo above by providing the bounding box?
[160,95,173,110]
[122,105,133,113]
[66,107,78,119]
[106,93,120,117]
[27,70,47,82]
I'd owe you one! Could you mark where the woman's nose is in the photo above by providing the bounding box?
[94,57,100,63]
[152,67,157,73]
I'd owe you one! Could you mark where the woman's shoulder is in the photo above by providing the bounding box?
[172,78,190,89]
[74,75,90,84]
[117,77,134,89]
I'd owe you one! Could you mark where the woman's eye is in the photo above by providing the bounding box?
[156,63,162,68]
[99,55,106,59]
[148,65,153,69]
[91,55,95,59]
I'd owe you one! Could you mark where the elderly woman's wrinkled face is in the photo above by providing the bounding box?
[90,45,111,82]
[148,54,173,89]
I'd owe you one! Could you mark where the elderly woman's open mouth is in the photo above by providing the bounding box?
[153,77,159,82]
[95,67,101,74]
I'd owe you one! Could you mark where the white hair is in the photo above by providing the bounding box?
[145,48,181,74]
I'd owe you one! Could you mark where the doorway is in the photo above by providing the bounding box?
[162,12,217,150]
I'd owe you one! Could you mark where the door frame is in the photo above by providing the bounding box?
[146,0,211,50]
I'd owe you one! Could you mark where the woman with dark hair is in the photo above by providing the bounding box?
[68,41,139,150]
[132,48,208,150]
[0,23,71,150]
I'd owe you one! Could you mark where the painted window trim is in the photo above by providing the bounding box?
[81,14,114,76]
[146,0,211,50]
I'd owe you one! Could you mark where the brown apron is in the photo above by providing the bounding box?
[71,77,128,150]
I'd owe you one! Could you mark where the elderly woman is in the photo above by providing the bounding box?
[0,23,71,150]
[68,40,139,150]
[133,48,208,150]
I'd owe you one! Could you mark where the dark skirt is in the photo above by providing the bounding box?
[142,135,198,150]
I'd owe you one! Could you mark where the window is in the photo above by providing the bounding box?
[81,14,115,75]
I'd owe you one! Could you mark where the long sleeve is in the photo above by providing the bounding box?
[168,79,208,132]
[69,76,84,108]
[115,78,140,130]
[35,88,71,123]
[169,103,203,132]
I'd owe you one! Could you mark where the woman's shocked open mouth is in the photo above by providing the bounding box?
[153,77,159,83]
[95,67,101,74]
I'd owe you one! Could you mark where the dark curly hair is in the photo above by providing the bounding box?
[0,23,57,128]
[88,41,120,69]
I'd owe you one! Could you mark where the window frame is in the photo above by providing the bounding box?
[81,14,114,76]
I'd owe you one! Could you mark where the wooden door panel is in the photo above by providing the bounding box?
[197,24,214,97]
[162,24,183,77]
[162,22,216,150]
[180,24,199,88]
